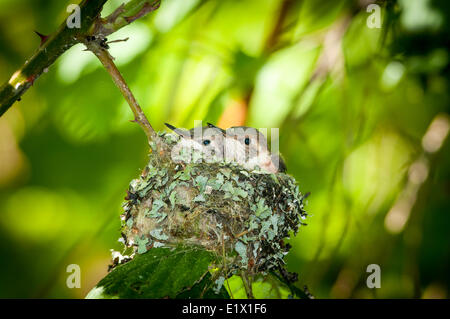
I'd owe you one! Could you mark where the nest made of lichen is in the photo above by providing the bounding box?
[119,132,307,275]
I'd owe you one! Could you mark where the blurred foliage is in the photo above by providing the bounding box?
[0,0,449,298]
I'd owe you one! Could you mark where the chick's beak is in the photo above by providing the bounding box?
[165,123,190,138]
[207,123,226,135]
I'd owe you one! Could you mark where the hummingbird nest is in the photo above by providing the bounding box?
[119,132,307,275]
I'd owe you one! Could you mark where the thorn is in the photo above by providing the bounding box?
[34,31,49,46]
[26,74,38,86]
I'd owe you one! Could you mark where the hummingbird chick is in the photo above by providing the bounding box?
[165,123,225,163]
[165,122,286,174]
[209,124,286,174]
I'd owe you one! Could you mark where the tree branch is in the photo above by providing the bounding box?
[85,39,156,141]
[0,0,161,141]
[0,0,105,116]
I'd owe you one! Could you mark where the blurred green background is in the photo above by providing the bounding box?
[0,0,449,298]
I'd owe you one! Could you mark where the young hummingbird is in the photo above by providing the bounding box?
[165,123,286,173]
[165,123,225,163]
[207,123,287,174]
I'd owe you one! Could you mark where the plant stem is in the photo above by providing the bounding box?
[222,232,234,299]
[86,40,156,142]
[0,0,161,124]
[241,270,254,299]
[0,0,107,117]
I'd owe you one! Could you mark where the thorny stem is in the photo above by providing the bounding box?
[0,0,107,117]
[86,40,156,141]
[0,0,161,144]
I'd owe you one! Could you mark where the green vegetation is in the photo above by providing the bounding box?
[87,245,228,299]
[0,0,448,298]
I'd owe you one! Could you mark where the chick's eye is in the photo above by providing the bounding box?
[245,137,250,145]
[203,139,211,146]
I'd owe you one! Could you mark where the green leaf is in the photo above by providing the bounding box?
[93,246,221,299]
[175,273,230,299]
[225,274,292,299]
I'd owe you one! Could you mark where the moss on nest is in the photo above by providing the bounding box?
[119,132,307,275]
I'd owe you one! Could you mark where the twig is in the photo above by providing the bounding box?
[85,38,156,142]
[235,230,249,238]
[93,0,161,37]
[0,0,107,117]
[222,232,234,299]
[240,270,254,299]
[0,0,161,126]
